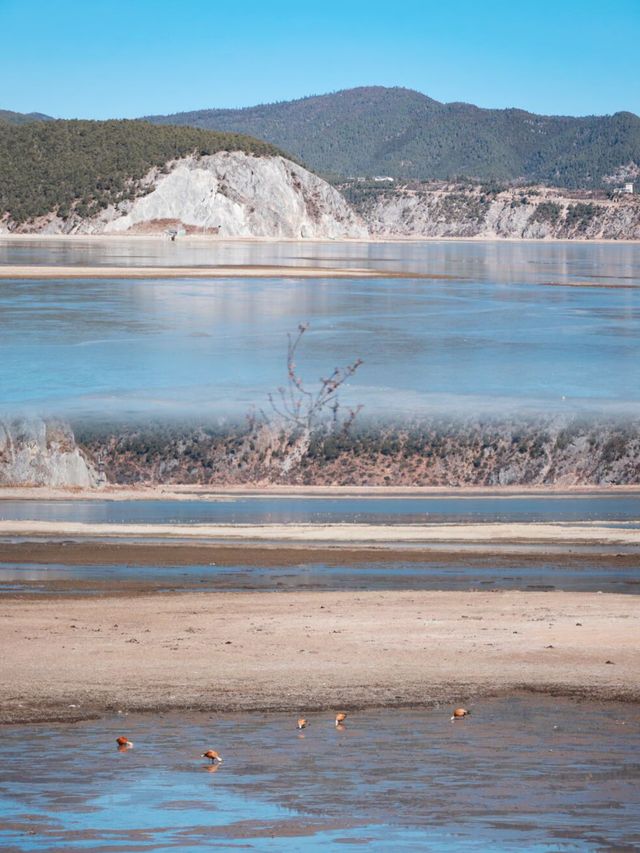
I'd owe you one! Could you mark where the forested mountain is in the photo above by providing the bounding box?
[0,109,52,125]
[0,120,283,224]
[146,86,640,188]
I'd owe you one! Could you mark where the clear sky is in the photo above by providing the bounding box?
[1,0,638,119]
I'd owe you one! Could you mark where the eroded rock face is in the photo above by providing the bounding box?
[84,152,367,239]
[0,419,97,487]
[360,184,640,240]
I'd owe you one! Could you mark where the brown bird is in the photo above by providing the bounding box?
[451,708,470,721]
[202,749,223,764]
[116,736,133,748]
[335,712,347,726]
[297,718,308,729]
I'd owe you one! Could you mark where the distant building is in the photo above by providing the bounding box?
[613,182,634,196]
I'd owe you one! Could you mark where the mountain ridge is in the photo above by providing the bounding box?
[0,108,53,125]
[0,119,285,225]
[0,120,364,238]
[144,86,640,188]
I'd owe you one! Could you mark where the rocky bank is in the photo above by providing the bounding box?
[8,152,367,239]
[352,181,640,239]
[5,147,640,240]
[75,416,640,487]
[0,419,97,487]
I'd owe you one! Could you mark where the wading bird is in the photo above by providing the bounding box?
[297,718,308,729]
[202,749,223,764]
[116,736,133,748]
[451,708,470,721]
[335,712,347,726]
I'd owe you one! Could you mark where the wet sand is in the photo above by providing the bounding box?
[1,589,638,724]
[1,518,639,549]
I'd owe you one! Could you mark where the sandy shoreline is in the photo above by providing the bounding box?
[1,589,637,724]
[2,233,639,245]
[0,264,384,280]
[1,519,638,549]
[2,484,639,502]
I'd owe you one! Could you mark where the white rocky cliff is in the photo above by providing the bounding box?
[359,182,640,239]
[0,419,97,487]
[82,152,367,239]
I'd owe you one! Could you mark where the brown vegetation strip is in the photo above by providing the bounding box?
[0,539,638,569]
[0,589,637,724]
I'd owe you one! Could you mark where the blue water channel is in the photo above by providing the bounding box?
[1,494,639,525]
[0,696,638,851]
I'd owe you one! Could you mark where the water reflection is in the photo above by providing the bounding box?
[1,237,639,286]
[0,697,638,850]
[1,282,640,418]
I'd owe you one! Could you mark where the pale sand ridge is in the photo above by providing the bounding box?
[0,264,377,280]
[1,519,638,546]
[1,590,637,724]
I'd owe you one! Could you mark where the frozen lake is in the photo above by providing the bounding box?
[1,239,639,418]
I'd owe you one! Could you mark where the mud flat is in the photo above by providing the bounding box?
[0,589,638,724]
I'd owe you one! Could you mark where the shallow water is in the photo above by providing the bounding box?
[0,697,638,851]
[0,556,638,595]
[1,237,639,283]
[1,494,639,526]
[1,240,639,417]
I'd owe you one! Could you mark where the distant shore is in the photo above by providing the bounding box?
[1,589,637,724]
[2,483,639,501]
[1,232,639,245]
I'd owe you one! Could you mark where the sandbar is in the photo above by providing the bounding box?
[0,589,637,724]
[0,519,638,549]
[0,264,381,280]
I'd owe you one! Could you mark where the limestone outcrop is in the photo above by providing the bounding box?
[0,419,97,487]
[80,152,367,239]
[357,182,640,239]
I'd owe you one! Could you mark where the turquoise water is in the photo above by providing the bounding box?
[0,697,638,850]
[1,240,639,418]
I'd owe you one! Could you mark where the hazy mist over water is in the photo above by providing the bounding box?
[1,239,639,421]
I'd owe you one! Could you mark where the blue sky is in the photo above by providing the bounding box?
[1,0,638,119]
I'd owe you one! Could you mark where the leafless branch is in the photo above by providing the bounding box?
[263,323,363,432]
